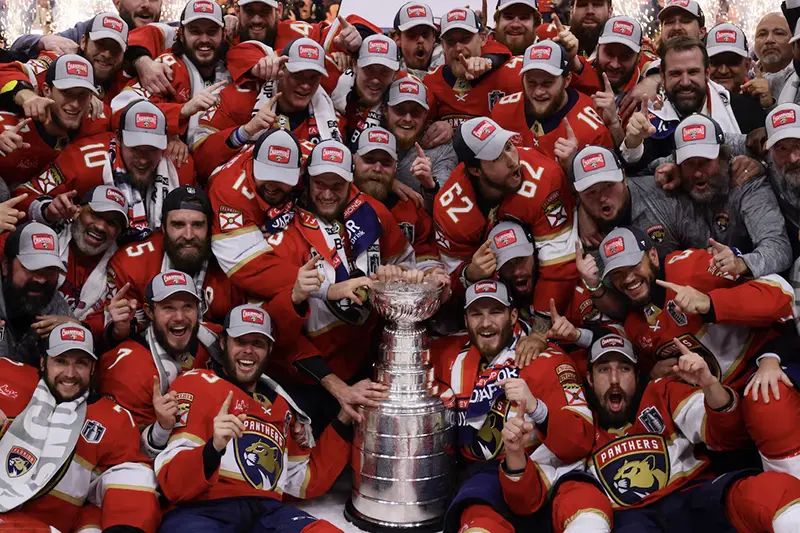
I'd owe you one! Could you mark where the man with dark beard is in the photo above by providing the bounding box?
[493,0,542,56]
[569,0,611,58]
[392,2,442,78]
[97,269,223,458]
[764,103,800,256]
[658,0,706,42]
[0,222,71,368]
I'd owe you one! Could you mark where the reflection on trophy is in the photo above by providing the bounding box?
[346,280,454,531]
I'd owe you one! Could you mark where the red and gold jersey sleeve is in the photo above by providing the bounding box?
[0,50,56,91]
[390,197,440,271]
[127,23,176,60]
[433,167,488,272]
[0,358,39,422]
[96,340,159,429]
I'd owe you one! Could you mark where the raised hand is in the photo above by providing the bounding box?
[654,162,681,190]
[575,242,601,288]
[458,53,492,81]
[0,119,31,156]
[44,190,79,223]
[134,56,176,98]
[741,62,774,108]
[252,55,289,81]
[655,279,711,315]
[500,378,537,413]
[334,15,363,52]
[552,15,578,59]
[327,276,373,305]
[244,92,282,137]
[16,91,53,123]
[152,376,179,430]
[0,194,27,233]
[624,96,655,149]
[501,398,534,458]
[592,73,619,126]
[180,80,226,119]
[213,391,247,452]
[670,338,716,388]
[32,315,80,339]
[410,142,436,189]
[292,256,324,304]
[465,240,497,282]
[553,119,578,171]
[707,238,747,275]
[109,282,138,341]
[546,298,579,342]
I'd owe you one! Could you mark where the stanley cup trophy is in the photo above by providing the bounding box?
[345,280,454,531]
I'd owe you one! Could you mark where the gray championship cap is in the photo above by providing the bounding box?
[47,323,96,359]
[253,129,303,185]
[573,145,624,193]
[224,304,275,342]
[599,226,652,280]
[454,117,516,162]
[440,8,482,36]
[238,0,279,6]
[181,0,224,27]
[598,16,642,53]
[658,0,704,22]
[488,221,535,270]
[146,270,201,303]
[387,78,429,110]
[394,2,437,32]
[89,13,129,51]
[521,40,569,76]
[706,23,747,57]
[11,222,66,273]
[357,127,398,160]
[497,0,540,11]
[766,104,800,150]
[121,100,168,150]
[285,38,328,76]
[464,279,512,308]
[673,114,724,164]
[358,35,400,71]
[81,185,129,225]
[590,333,637,364]
[47,54,98,95]
[308,139,353,182]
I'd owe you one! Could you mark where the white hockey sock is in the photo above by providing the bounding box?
[563,511,611,533]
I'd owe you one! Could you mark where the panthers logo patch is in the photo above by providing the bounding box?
[7,446,36,478]
[593,435,669,507]
[235,417,285,491]
[468,397,511,461]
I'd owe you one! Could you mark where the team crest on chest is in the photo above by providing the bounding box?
[235,417,285,490]
[469,397,511,461]
[593,435,670,507]
[7,446,36,478]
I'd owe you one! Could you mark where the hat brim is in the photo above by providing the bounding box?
[151,287,201,303]
[590,347,637,364]
[88,30,127,51]
[52,78,99,96]
[497,0,539,11]
[47,345,97,360]
[597,35,640,53]
[253,159,301,185]
[707,45,747,58]
[357,56,400,71]
[87,200,129,224]
[226,325,275,342]
[601,250,644,280]
[658,5,699,21]
[309,164,353,182]
[356,144,398,160]
[675,142,720,164]
[238,0,279,5]
[495,242,535,270]
[464,293,511,309]
[574,168,624,192]
[520,62,564,76]
[182,14,224,27]
[766,126,800,150]
[397,19,437,32]
[285,61,328,76]
[17,252,66,273]
[474,128,516,161]
[387,93,429,110]
[441,23,479,36]
[122,129,168,150]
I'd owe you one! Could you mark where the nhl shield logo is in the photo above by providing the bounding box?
[593,435,670,507]
[7,446,37,478]
[235,417,285,490]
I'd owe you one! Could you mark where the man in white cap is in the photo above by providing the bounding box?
[658,0,706,41]
[778,7,800,105]
[764,103,800,252]
[0,55,105,188]
[0,323,160,533]
[97,269,223,457]
[191,37,343,180]
[154,303,357,532]
[432,279,593,533]
[426,7,523,129]
[0,222,71,367]
[433,116,578,314]
[493,0,542,56]
[15,100,196,241]
[392,1,442,77]
[492,39,614,160]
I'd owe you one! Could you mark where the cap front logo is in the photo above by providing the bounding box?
[668,0,691,6]
[600,336,624,348]
[474,281,497,293]
[493,229,518,248]
[603,236,625,257]
[241,309,265,324]
[407,5,427,17]
[135,112,158,130]
[193,0,214,13]
[321,147,344,163]
[447,9,468,22]
[105,188,125,206]
[581,153,606,172]
[368,40,389,54]
[612,20,634,36]
[530,45,552,60]
[399,81,420,94]
[772,109,797,128]
[368,130,389,144]
[65,60,89,77]
[268,146,292,164]
[163,272,187,286]
[298,44,320,60]
[715,30,737,43]
[471,119,496,141]
[60,327,86,342]
[102,16,124,32]
[31,234,55,250]
[682,124,706,141]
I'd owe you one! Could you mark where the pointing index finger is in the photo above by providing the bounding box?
[113,282,131,302]
[553,14,563,32]
[12,118,30,133]
[4,194,27,207]
[564,118,575,139]
[219,391,233,415]
[602,72,613,93]
[153,376,161,397]
[549,298,560,319]
[517,398,527,419]
[655,279,682,292]
[414,142,426,158]
[671,337,692,356]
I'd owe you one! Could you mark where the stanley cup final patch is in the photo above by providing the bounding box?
[81,419,107,443]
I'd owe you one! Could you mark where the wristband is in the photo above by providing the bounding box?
[582,278,604,292]
[523,399,548,426]
[149,421,172,448]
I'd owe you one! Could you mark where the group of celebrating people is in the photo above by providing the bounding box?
[1,0,800,531]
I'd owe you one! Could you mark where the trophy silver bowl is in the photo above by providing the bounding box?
[346,280,454,532]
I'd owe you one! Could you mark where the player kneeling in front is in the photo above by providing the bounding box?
[154,304,351,533]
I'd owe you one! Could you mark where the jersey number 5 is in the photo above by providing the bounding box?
[439,182,474,223]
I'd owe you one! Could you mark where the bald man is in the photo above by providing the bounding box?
[755,13,794,99]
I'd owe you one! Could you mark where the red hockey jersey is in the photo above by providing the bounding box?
[570,53,658,97]
[155,368,349,504]
[59,241,111,339]
[0,358,160,533]
[433,147,578,312]
[623,249,795,389]
[501,376,748,514]
[432,333,593,463]
[491,88,613,158]
[386,193,440,271]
